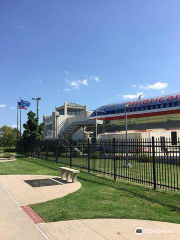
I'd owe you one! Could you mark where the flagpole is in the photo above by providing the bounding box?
[17,100,19,140]
[20,98,21,138]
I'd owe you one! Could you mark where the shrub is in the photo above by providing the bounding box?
[72,151,81,157]
[115,154,123,160]
[138,154,152,163]
[4,148,17,152]
[91,152,101,159]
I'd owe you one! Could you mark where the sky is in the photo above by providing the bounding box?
[1,0,180,128]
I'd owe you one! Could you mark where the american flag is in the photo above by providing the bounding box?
[18,102,27,110]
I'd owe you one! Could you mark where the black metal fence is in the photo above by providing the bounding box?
[17,137,180,192]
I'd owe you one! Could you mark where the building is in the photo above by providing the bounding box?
[43,102,92,140]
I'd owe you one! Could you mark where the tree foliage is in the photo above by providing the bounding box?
[22,111,44,142]
[0,125,19,149]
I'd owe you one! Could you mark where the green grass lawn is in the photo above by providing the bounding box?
[44,152,180,190]
[0,155,180,223]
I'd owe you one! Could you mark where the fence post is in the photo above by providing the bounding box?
[88,138,90,172]
[56,139,58,163]
[152,137,156,190]
[70,139,72,168]
[113,138,116,181]
[46,140,48,161]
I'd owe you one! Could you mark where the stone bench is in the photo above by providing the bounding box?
[59,167,80,183]
[9,154,16,160]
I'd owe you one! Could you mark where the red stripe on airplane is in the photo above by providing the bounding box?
[96,108,180,121]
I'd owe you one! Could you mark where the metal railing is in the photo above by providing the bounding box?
[17,137,180,192]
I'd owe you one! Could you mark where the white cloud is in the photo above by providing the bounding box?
[139,82,168,90]
[82,79,88,85]
[31,79,43,83]
[12,124,18,128]
[64,88,70,91]
[91,76,99,82]
[70,79,88,89]
[77,79,88,85]
[132,84,137,87]
[66,74,99,90]
[10,106,16,110]
[0,104,6,108]
[65,70,70,75]
[161,90,165,93]
[123,92,145,99]
[70,81,79,87]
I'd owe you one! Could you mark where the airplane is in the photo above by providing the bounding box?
[89,93,180,121]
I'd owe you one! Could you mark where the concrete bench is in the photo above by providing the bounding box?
[9,154,16,160]
[59,167,80,183]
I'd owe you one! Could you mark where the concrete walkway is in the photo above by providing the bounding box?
[38,219,180,240]
[0,175,81,205]
[0,158,16,162]
[0,182,46,240]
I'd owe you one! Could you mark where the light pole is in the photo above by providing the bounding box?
[95,110,98,141]
[95,110,106,141]
[32,97,41,124]
[56,114,59,139]
[124,102,131,167]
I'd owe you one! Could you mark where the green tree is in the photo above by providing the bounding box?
[0,125,19,149]
[22,111,44,142]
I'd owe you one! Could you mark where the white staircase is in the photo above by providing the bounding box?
[58,115,104,141]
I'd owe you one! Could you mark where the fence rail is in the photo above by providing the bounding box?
[17,137,180,192]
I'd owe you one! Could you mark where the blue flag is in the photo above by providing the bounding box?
[20,100,31,107]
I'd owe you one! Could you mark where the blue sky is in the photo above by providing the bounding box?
[1,0,180,128]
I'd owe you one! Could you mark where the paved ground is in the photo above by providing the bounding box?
[0,174,180,240]
[0,175,81,205]
[0,158,16,162]
[0,182,46,240]
[39,219,180,240]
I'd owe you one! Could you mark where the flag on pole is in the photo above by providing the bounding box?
[20,100,31,107]
[18,102,27,110]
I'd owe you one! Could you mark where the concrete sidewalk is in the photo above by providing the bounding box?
[0,183,46,240]
[0,175,81,205]
[39,219,180,240]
